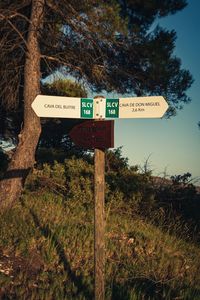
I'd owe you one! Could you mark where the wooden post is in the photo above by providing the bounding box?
[93,95,106,300]
[94,147,105,300]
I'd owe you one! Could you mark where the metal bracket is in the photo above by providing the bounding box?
[94,96,106,119]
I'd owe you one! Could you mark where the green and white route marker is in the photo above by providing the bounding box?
[106,99,119,118]
[81,98,93,118]
[32,95,168,119]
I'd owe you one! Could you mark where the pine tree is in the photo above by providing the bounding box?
[0,0,193,209]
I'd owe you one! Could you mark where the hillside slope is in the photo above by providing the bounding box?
[0,158,200,299]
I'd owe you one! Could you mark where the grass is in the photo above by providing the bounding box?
[0,189,200,299]
[0,158,200,299]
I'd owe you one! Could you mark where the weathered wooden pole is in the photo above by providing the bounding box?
[94,96,105,300]
[94,147,105,300]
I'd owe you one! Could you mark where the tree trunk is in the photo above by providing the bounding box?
[0,0,45,210]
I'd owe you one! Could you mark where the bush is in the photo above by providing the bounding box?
[26,157,94,205]
[26,153,200,243]
[156,174,200,219]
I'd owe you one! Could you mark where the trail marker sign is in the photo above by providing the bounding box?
[32,95,168,119]
[106,99,119,118]
[117,96,168,118]
[31,95,81,118]
[81,98,93,118]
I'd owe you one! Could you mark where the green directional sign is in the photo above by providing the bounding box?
[81,98,93,118]
[106,99,119,118]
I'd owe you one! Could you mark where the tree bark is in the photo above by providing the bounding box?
[0,0,45,211]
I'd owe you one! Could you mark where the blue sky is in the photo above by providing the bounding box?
[113,0,200,183]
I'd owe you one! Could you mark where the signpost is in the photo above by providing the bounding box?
[32,93,169,300]
[32,95,168,119]
[118,96,168,118]
[32,95,94,119]
[104,96,168,118]
[32,95,82,118]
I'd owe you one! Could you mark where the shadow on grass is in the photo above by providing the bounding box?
[29,208,93,300]
[110,277,200,300]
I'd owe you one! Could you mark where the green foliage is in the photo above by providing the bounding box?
[1,185,200,299]
[42,79,87,98]
[105,148,155,216]
[152,173,200,240]
[106,147,129,172]
[26,157,94,205]
[0,0,193,143]
[64,157,94,204]
[36,147,69,164]
[1,153,200,299]
[0,204,38,255]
